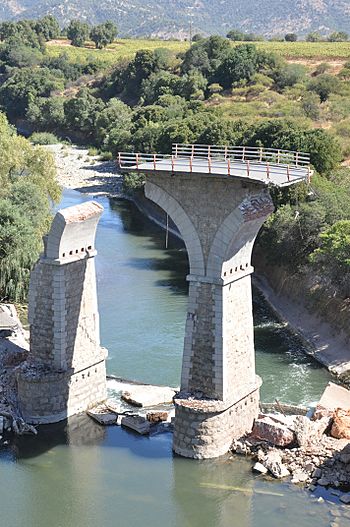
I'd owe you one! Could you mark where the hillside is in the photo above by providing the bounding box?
[1,0,350,38]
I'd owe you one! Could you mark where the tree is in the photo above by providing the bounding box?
[26,96,65,131]
[285,33,297,42]
[192,33,204,42]
[181,36,231,79]
[226,29,246,41]
[0,67,64,118]
[35,15,60,41]
[215,44,260,88]
[310,220,350,295]
[328,31,348,42]
[0,112,60,301]
[307,74,340,102]
[272,63,307,90]
[64,88,105,136]
[95,98,132,152]
[0,42,42,71]
[90,21,117,49]
[67,20,90,47]
[306,32,323,42]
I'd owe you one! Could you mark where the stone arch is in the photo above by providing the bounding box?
[207,192,273,279]
[145,180,205,276]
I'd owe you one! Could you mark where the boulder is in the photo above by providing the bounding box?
[252,462,268,475]
[294,415,331,447]
[251,416,295,447]
[146,411,169,423]
[121,415,151,435]
[121,384,176,407]
[264,451,290,479]
[331,409,350,439]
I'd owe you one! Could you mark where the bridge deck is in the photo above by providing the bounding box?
[118,144,311,188]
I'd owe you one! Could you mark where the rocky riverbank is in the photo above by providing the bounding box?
[45,144,124,196]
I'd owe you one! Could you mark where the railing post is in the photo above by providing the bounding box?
[191,144,195,158]
[287,165,291,182]
[259,148,263,162]
[175,144,178,158]
[277,150,281,164]
[208,156,212,174]
[190,156,193,173]
[266,162,270,180]
[227,158,231,176]
[246,160,250,178]
[136,153,139,169]
[171,155,175,172]
[308,166,311,184]
[208,145,211,159]
[242,146,245,161]
[153,153,157,170]
[295,151,299,166]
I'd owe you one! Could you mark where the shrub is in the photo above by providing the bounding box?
[30,132,60,145]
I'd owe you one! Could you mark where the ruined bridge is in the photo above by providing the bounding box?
[17,143,311,460]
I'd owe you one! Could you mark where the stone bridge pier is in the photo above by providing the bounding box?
[17,201,107,424]
[145,173,274,458]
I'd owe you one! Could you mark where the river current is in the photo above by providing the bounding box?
[1,189,346,527]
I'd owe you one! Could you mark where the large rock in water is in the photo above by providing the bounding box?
[251,416,295,446]
[121,384,176,407]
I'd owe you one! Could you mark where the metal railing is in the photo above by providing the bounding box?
[172,143,310,167]
[117,145,311,184]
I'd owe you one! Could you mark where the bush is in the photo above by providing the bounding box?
[30,132,60,145]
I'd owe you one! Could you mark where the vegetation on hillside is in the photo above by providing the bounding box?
[0,16,350,300]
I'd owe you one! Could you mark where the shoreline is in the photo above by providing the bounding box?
[48,143,350,377]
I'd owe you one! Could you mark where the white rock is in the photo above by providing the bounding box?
[121,384,176,407]
[252,462,268,475]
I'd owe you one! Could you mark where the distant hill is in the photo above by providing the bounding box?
[1,0,350,38]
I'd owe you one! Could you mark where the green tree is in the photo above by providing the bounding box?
[90,21,117,49]
[35,15,60,41]
[328,31,348,42]
[67,19,90,47]
[307,74,341,102]
[285,33,298,42]
[215,44,260,88]
[64,88,105,137]
[0,67,64,118]
[306,32,323,42]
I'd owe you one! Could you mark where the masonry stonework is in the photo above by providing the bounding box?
[145,173,274,459]
[17,201,107,424]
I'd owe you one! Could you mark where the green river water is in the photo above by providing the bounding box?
[1,189,348,527]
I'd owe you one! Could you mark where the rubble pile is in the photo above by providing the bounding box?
[0,305,37,436]
[232,382,350,499]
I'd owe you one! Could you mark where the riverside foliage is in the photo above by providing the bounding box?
[0,19,350,298]
[0,114,60,302]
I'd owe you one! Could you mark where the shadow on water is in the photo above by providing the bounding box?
[115,198,189,295]
[9,414,172,462]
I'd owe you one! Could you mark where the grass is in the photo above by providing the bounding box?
[46,38,189,68]
[46,39,350,69]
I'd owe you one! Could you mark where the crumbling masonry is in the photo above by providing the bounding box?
[17,201,107,424]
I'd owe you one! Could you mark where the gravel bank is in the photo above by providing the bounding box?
[46,144,123,196]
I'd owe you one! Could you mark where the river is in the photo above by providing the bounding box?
[1,189,346,527]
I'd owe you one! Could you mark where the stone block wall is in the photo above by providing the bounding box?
[173,386,260,459]
[17,201,107,424]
